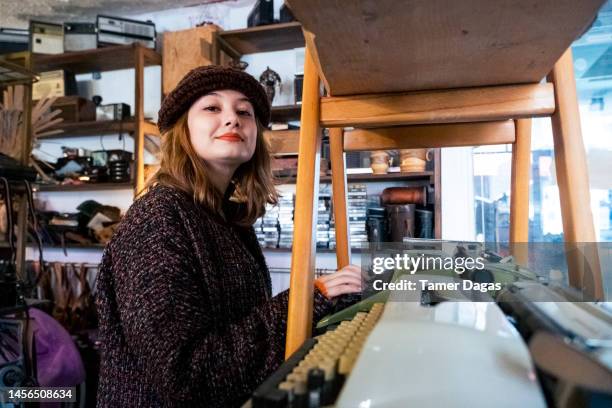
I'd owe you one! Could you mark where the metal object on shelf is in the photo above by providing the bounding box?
[381,186,427,206]
[385,204,416,242]
[97,15,156,49]
[32,70,77,101]
[228,60,248,71]
[259,66,281,104]
[95,103,130,121]
[64,23,97,52]
[51,96,95,122]
[0,28,29,54]
[29,21,64,55]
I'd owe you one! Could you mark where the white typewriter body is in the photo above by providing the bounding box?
[336,274,546,408]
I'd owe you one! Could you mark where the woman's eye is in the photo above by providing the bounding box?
[238,110,252,116]
[204,106,220,112]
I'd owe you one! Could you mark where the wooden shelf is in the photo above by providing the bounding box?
[218,22,304,57]
[0,299,51,316]
[26,242,107,249]
[262,247,366,254]
[274,171,434,184]
[0,58,38,85]
[32,44,161,74]
[37,119,159,139]
[271,105,301,122]
[35,182,134,192]
[265,129,300,155]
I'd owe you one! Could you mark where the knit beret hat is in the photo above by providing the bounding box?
[158,65,271,133]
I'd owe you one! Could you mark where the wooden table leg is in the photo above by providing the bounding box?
[510,119,531,266]
[286,45,322,357]
[547,48,603,300]
[329,127,351,269]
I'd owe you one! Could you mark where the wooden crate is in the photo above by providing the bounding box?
[162,24,231,95]
[52,96,95,122]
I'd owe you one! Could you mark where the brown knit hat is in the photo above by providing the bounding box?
[157,65,271,133]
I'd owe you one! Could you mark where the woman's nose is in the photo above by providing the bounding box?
[224,112,240,128]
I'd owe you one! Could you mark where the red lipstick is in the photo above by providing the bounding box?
[216,132,243,142]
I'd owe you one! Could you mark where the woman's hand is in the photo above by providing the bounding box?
[315,264,362,299]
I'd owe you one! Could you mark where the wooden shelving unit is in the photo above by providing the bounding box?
[33,44,161,74]
[264,129,299,155]
[216,22,304,59]
[26,242,107,250]
[36,118,161,155]
[271,104,301,122]
[35,182,133,192]
[262,247,366,254]
[274,171,434,184]
[0,57,37,279]
[37,119,157,139]
[31,44,162,194]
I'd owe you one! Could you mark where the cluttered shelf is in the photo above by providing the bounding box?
[0,299,52,316]
[262,247,366,254]
[217,22,304,57]
[0,240,106,250]
[12,244,364,253]
[271,104,301,122]
[25,242,107,249]
[35,182,134,192]
[36,118,160,139]
[32,43,162,74]
[274,171,434,184]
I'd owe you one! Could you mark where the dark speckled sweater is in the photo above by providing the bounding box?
[95,184,335,407]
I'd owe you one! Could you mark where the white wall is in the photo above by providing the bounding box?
[441,147,476,241]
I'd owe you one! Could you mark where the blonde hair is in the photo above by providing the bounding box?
[147,112,278,226]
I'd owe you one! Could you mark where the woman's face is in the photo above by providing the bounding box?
[187,89,258,171]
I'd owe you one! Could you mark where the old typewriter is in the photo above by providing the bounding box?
[249,248,612,407]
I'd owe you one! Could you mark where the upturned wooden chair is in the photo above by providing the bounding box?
[283,0,606,356]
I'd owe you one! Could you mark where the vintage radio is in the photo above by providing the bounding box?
[96,103,131,121]
[97,15,156,49]
[247,0,274,27]
[32,70,77,100]
[0,28,29,54]
[51,96,96,123]
[107,150,132,183]
[29,21,63,54]
[90,150,132,183]
[64,22,97,52]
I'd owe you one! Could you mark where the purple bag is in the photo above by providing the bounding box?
[30,308,85,387]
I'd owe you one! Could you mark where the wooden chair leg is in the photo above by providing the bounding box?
[134,46,145,196]
[329,127,351,269]
[547,48,603,299]
[510,119,531,265]
[286,45,322,357]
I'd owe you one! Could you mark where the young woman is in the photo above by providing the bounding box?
[95,65,362,407]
